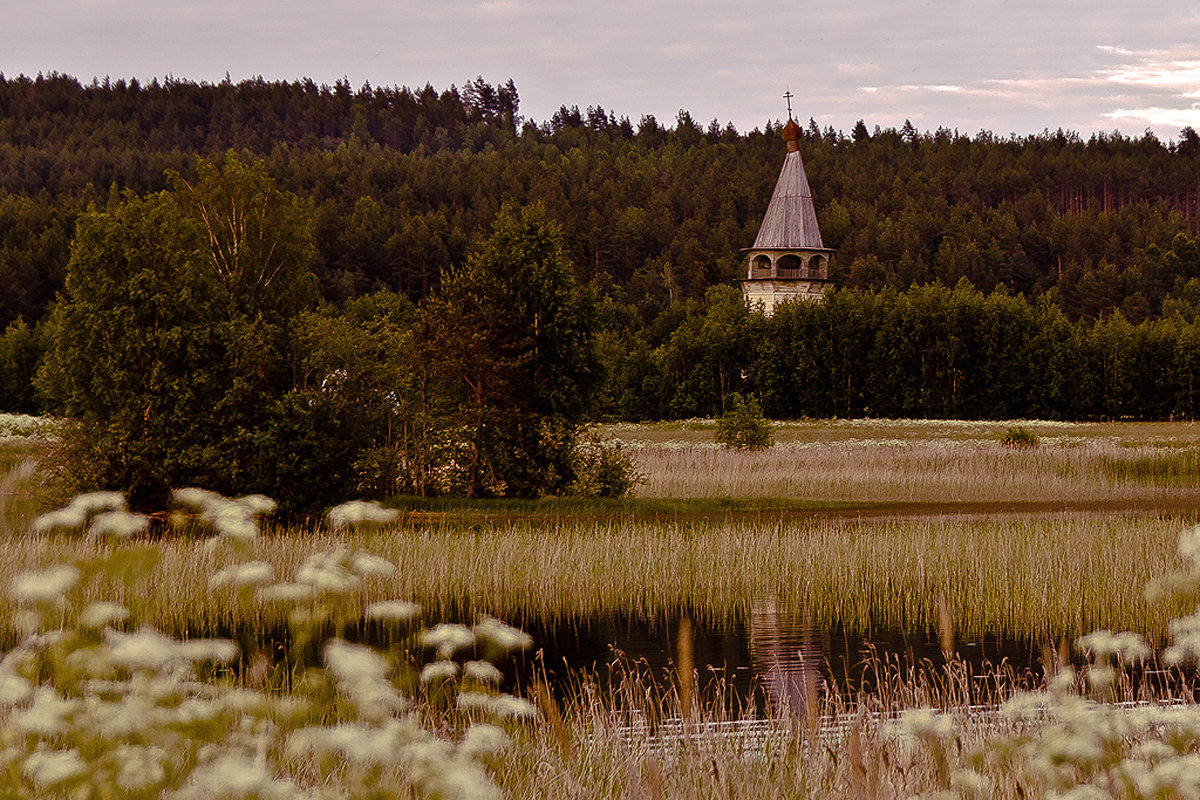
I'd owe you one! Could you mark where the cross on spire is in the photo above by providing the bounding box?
[783,89,794,120]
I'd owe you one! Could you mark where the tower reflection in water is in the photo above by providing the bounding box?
[747,596,827,719]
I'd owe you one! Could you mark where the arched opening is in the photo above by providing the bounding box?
[777,254,802,278]
[809,255,825,279]
[751,254,772,278]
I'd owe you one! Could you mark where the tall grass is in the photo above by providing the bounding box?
[0,515,1182,641]
[498,653,1199,799]
[621,425,1200,504]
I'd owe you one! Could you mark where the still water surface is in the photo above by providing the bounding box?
[506,608,1051,711]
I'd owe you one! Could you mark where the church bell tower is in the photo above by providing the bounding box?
[740,95,835,314]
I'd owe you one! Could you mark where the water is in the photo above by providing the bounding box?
[509,606,1051,712]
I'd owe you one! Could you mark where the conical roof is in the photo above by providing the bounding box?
[751,147,824,250]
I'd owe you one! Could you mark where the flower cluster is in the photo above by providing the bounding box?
[0,489,537,799]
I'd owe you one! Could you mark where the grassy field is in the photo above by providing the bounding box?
[3,418,1200,639]
[4,418,1200,798]
[611,418,1200,505]
[0,514,1185,644]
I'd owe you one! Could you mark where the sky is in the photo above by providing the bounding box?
[5,0,1200,142]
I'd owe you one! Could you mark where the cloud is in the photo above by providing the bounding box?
[1104,106,1200,129]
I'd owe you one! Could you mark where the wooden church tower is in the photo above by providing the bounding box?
[741,97,835,313]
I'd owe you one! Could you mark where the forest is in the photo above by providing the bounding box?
[4,72,1200,429]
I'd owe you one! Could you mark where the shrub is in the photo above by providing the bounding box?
[714,393,773,451]
[567,431,646,498]
[1000,426,1039,449]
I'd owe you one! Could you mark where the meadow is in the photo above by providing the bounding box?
[4,417,1200,798]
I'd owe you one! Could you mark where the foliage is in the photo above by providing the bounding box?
[14,75,1200,425]
[999,425,1039,448]
[714,393,773,450]
[0,317,41,413]
[416,203,598,497]
[566,430,645,498]
[34,156,336,510]
[1,488,534,799]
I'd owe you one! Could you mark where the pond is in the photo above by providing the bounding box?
[507,605,1057,713]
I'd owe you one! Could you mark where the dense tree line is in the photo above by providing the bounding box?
[7,74,1200,423]
[607,280,1200,422]
[35,154,605,509]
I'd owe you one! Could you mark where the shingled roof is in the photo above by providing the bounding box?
[751,138,824,250]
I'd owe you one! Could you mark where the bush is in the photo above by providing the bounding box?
[1000,426,1039,449]
[714,393,773,450]
[567,431,646,498]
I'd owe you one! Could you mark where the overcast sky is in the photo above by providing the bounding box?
[5,0,1200,141]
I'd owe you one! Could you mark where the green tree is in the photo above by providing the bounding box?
[417,203,598,497]
[37,156,333,509]
[715,392,772,450]
[0,317,42,413]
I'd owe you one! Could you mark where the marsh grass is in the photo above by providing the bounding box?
[626,432,1200,504]
[0,515,1183,644]
[498,650,1200,799]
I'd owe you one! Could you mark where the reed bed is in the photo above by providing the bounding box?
[624,431,1200,504]
[0,515,1184,642]
[499,653,1200,799]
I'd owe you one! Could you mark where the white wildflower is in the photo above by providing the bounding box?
[349,552,395,577]
[176,753,282,798]
[951,769,992,799]
[22,749,87,788]
[366,600,421,622]
[463,660,504,685]
[79,601,129,630]
[235,494,276,515]
[324,639,406,718]
[1148,754,1200,797]
[1087,665,1116,690]
[400,739,455,788]
[87,510,149,538]
[420,660,459,684]
[10,564,80,605]
[210,511,259,541]
[176,639,239,663]
[422,623,476,658]
[113,745,167,792]
[31,506,85,533]
[1001,691,1050,721]
[11,688,79,736]
[327,499,398,529]
[104,627,181,670]
[256,582,316,604]
[473,615,533,653]
[172,487,271,540]
[94,695,156,740]
[210,561,275,590]
[1133,740,1177,763]
[172,487,221,509]
[0,673,32,705]
[456,691,539,721]
[72,491,127,514]
[1076,630,1150,662]
[325,640,390,683]
[1180,525,1200,568]
[104,627,236,670]
[428,760,502,800]
[485,693,540,721]
[900,708,955,739]
[13,609,41,635]
[296,551,359,593]
[456,691,493,713]
[288,721,412,765]
[458,723,509,763]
